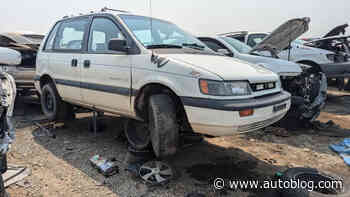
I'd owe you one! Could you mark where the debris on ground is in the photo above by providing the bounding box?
[3,165,31,188]
[264,126,290,137]
[185,193,206,197]
[90,155,119,177]
[139,161,173,185]
[312,120,350,137]
[330,138,350,166]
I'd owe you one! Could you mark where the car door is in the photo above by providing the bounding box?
[80,16,132,114]
[50,17,89,103]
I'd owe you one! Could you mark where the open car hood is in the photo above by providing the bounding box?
[252,17,310,53]
[324,24,348,38]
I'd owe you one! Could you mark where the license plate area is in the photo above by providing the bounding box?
[273,103,287,112]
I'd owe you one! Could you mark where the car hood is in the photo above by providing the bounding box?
[164,53,278,82]
[324,23,348,38]
[238,53,302,76]
[252,17,310,53]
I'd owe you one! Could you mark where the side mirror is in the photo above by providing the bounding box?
[108,39,128,53]
[0,47,21,66]
[217,49,233,57]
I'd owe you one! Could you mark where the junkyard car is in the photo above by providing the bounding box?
[304,24,350,79]
[198,35,327,123]
[0,47,18,197]
[35,11,291,157]
[219,18,346,78]
[0,32,44,93]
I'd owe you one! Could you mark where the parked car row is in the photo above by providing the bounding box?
[2,9,349,158]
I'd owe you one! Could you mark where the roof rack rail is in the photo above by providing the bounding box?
[217,31,248,36]
[101,7,130,13]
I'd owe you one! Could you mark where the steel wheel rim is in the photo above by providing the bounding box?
[139,161,173,184]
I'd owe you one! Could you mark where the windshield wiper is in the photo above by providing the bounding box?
[147,44,183,49]
[182,43,205,50]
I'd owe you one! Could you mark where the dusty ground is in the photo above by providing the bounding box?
[5,89,350,197]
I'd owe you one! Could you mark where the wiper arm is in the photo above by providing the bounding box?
[147,44,183,49]
[182,43,205,50]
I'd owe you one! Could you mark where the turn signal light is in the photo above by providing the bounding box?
[239,109,254,117]
[200,80,209,94]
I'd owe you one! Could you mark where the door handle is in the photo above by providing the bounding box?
[71,59,78,67]
[83,60,90,68]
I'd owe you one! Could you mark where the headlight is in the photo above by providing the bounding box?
[199,79,252,96]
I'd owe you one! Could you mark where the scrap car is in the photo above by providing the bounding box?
[0,32,44,93]
[35,10,291,158]
[219,18,350,79]
[198,34,327,123]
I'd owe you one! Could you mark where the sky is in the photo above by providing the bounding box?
[0,0,349,38]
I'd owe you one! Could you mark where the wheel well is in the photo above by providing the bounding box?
[39,75,55,89]
[134,83,191,131]
[297,60,323,73]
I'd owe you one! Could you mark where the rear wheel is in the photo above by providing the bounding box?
[148,94,179,158]
[41,83,74,121]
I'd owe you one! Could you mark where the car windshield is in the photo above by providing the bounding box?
[293,39,307,45]
[220,37,252,54]
[119,15,209,51]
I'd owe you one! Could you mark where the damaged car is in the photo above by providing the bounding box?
[35,11,291,158]
[0,47,18,197]
[198,34,327,124]
[0,32,44,94]
[303,24,350,82]
[219,18,345,79]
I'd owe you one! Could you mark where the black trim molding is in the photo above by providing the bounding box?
[54,78,138,96]
[181,91,291,111]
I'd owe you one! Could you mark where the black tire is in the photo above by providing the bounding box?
[41,83,73,121]
[148,94,179,158]
[281,168,350,197]
[0,174,5,197]
[125,119,151,150]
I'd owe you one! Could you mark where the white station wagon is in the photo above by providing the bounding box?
[35,10,291,157]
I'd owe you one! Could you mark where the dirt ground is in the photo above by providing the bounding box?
[5,89,350,197]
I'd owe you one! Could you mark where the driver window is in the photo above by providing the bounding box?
[88,18,125,52]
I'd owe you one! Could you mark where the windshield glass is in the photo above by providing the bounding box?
[119,15,209,50]
[220,37,252,54]
[293,39,307,45]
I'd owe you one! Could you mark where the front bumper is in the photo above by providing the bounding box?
[182,91,291,136]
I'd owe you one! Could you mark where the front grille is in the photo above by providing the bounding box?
[237,113,285,132]
[250,82,276,92]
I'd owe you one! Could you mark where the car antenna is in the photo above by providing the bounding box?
[149,0,155,59]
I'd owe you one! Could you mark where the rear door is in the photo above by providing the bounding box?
[50,17,90,103]
[80,16,132,114]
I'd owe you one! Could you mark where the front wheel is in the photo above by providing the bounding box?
[148,94,179,158]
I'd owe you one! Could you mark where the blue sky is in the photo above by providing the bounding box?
[1,0,349,37]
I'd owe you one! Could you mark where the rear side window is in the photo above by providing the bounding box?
[54,18,89,50]
[44,23,60,50]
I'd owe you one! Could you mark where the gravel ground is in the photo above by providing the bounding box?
[5,89,350,197]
